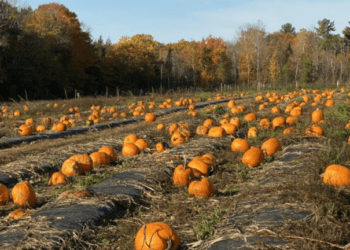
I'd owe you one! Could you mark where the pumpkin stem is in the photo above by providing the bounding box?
[183,155,187,170]
[166,239,173,250]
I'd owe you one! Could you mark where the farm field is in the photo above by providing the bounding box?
[1,88,350,249]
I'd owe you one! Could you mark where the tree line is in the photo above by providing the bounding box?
[1,1,350,100]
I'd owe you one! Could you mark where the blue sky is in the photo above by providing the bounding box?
[21,0,350,44]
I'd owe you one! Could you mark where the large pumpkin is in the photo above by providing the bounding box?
[69,154,93,173]
[208,127,225,138]
[122,143,140,156]
[90,152,111,166]
[12,181,36,207]
[18,124,33,136]
[0,183,10,206]
[231,138,251,153]
[135,222,179,250]
[188,177,215,198]
[98,146,118,161]
[242,147,264,167]
[261,138,282,156]
[323,165,350,187]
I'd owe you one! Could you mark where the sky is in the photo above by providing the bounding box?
[17,0,350,45]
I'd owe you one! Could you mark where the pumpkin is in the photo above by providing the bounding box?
[69,154,93,173]
[242,147,265,167]
[221,123,237,135]
[145,113,156,122]
[52,122,67,132]
[324,99,335,108]
[323,165,350,187]
[8,208,32,220]
[124,134,138,144]
[61,159,80,176]
[134,222,179,250]
[0,183,10,206]
[305,125,324,137]
[122,143,140,156]
[219,118,229,125]
[243,113,257,122]
[168,123,179,136]
[202,153,216,167]
[227,100,236,108]
[135,139,149,150]
[13,110,21,117]
[157,124,165,130]
[171,131,188,146]
[188,177,215,198]
[25,118,34,125]
[203,119,214,128]
[311,109,324,124]
[231,138,251,153]
[156,142,169,153]
[259,118,270,129]
[120,112,127,117]
[196,125,209,136]
[173,160,193,186]
[59,190,91,199]
[247,127,258,138]
[290,108,302,117]
[272,117,286,129]
[48,172,67,185]
[36,125,46,132]
[208,127,225,138]
[283,127,296,135]
[230,117,241,128]
[11,181,36,207]
[98,146,118,161]
[18,124,33,136]
[188,158,210,177]
[286,116,298,126]
[261,138,282,156]
[271,106,281,114]
[90,152,111,166]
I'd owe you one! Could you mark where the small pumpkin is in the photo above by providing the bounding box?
[272,117,286,129]
[11,181,36,207]
[243,113,257,122]
[283,127,296,136]
[286,116,298,126]
[208,126,225,138]
[124,134,138,144]
[36,125,46,132]
[48,172,66,185]
[156,142,169,153]
[230,117,241,128]
[134,222,179,250]
[247,126,258,138]
[61,159,80,176]
[90,152,111,166]
[258,118,270,129]
[52,122,67,132]
[69,154,93,173]
[188,157,210,177]
[221,123,237,135]
[231,138,251,153]
[135,139,149,150]
[98,146,118,161]
[0,183,10,206]
[18,124,33,136]
[196,125,209,136]
[261,138,282,156]
[8,208,32,220]
[242,147,264,167]
[171,131,188,146]
[59,190,91,199]
[311,109,324,124]
[203,119,214,129]
[173,158,193,186]
[145,113,156,122]
[323,165,350,187]
[188,177,215,198]
[305,125,324,137]
[122,143,140,156]
[157,124,165,130]
[25,118,34,125]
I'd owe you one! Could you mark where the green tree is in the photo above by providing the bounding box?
[280,23,296,35]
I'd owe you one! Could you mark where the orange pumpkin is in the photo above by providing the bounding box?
[18,124,33,136]
[124,134,138,144]
[69,154,94,174]
[48,172,67,185]
[145,113,156,122]
[188,178,215,198]
[90,152,111,166]
[231,138,251,153]
[208,127,225,138]
[196,125,209,136]
[242,147,264,167]
[122,143,140,156]
[135,139,149,150]
[11,181,36,207]
[188,158,210,177]
[0,183,10,206]
[173,163,193,186]
[261,138,282,156]
[134,222,179,250]
[98,146,118,161]
[323,165,350,187]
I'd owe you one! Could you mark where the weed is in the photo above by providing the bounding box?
[122,159,131,169]
[194,209,222,239]
[325,103,350,123]
[238,168,252,181]
[101,239,110,245]
[75,172,110,187]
